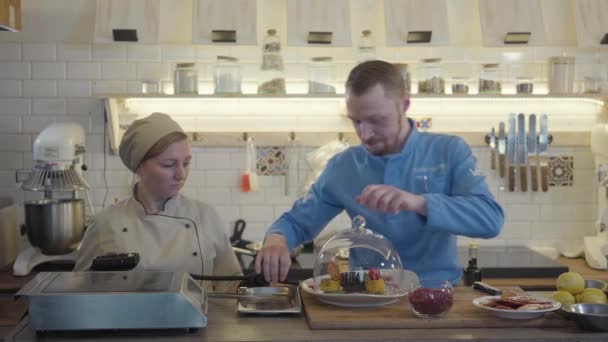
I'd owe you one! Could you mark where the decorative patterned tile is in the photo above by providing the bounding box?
[257,146,287,176]
[415,117,433,131]
[548,156,574,187]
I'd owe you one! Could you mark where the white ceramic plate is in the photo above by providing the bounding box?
[472,295,561,319]
[300,270,418,308]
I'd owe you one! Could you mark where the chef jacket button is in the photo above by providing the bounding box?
[192,252,198,256]
[185,223,190,228]
[122,227,128,232]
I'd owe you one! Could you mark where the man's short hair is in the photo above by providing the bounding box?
[345,60,406,99]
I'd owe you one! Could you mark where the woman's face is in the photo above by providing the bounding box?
[136,139,192,199]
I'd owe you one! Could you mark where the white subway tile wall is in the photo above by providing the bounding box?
[0,40,604,252]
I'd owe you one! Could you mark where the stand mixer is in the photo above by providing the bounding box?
[13,123,92,276]
[584,123,608,269]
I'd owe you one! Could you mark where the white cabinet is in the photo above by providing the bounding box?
[286,0,352,47]
[192,0,257,45]
[479,0,546,46]
[384,0,449,46]
[94,0,160,44]
[0,0,20,32]
[574,0,608,47]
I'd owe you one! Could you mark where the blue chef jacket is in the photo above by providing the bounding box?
[267,119,504,284]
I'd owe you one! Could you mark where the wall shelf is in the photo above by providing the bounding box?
[101,94,606,151]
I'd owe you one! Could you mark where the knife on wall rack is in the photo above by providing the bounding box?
[528,114,538,192]
[517,113,528,192]
[538,114,549,192]
[507,113,516,192]
[498,122,506,178]
[490,127,497,170]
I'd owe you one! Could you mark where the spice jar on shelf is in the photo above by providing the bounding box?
[214,56,242,95]
[308,57,336,95]
[548,56,574,94]
[417,58,444,94]
[357,29,376,63]
[450,77,471,95]
[479,63,502,94]
[394,63,411,94]
[258,29,286,95]
[174,63,198,95]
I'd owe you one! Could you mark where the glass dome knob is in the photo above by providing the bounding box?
[352,215,366,231]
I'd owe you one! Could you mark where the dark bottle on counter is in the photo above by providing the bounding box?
[463,242,482,286]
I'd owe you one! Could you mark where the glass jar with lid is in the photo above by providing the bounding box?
[174,63,198,95]
[308,57,336,94]
[548,56,575,94]
[214,56,242,95]
[417,58,444,94]
[357,29,376,63]
[450,77,471,95]
[479,63,502,94]
[394,63,411,94]
[258,29,286,95]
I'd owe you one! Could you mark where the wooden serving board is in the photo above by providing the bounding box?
[301,286,572,330]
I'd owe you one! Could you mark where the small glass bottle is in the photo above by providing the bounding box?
[479,63,502,94]
[357,29,376,63]
[463,242,482,286]
[394,63,411,94]
[174,63,198,95]
[417,58,444,94]
[258,29,286,95]
[308,57,336,94]
[214,56,242,95]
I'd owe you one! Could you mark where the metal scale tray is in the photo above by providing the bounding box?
[16,271,207,331]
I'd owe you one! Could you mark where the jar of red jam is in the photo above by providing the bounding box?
[408,280,454,318]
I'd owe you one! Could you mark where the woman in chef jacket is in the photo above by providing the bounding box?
[75,112,242,292]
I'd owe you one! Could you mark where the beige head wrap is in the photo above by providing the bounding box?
[119,112,184,172]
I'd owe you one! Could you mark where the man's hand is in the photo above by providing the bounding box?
[355,184,427,216]
[255,234,292,283]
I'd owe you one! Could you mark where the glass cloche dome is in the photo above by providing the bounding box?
[312,215,418,296]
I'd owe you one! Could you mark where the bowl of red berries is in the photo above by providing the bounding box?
[408,279,454,318]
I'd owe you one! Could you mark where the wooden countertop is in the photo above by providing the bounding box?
[483,257,608,290]
[6,295,608,342]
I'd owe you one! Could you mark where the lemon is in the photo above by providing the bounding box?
[577,289,608,304]
[552,291,576,307]
[556,272,586,295]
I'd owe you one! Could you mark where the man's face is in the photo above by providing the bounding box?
[346,83,409,156]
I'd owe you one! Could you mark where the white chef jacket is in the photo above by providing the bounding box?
[74,192,242,293]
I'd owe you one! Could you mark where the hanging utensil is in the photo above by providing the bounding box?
[498,122,506,178]
[528,114,538,192]
[489,127,497,170]
[539,114,549,192]
[230,219,246,244]
[507,113,516,192]
[240,136,251,192]
[517,113,528,192]
[249,137,259,192]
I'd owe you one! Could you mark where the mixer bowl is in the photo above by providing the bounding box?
[24,199,86,255]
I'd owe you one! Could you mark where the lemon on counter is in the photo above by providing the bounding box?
[552,291,576,307]
[576,288,608,304]
[556,272,586,295]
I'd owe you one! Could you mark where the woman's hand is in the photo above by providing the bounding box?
[255,234,292,283]
[355,184,427,216]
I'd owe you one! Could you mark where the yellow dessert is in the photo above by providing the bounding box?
[320,278,342,292]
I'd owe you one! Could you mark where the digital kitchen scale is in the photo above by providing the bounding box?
[16,271,208,331]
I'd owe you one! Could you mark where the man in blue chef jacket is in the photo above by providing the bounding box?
[256,60,504,285]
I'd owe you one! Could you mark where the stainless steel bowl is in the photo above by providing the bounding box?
[562,303,608,332]
[585,279,608,291]
[24,199,86,255]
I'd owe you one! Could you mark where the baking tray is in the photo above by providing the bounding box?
[237,286,302,315]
